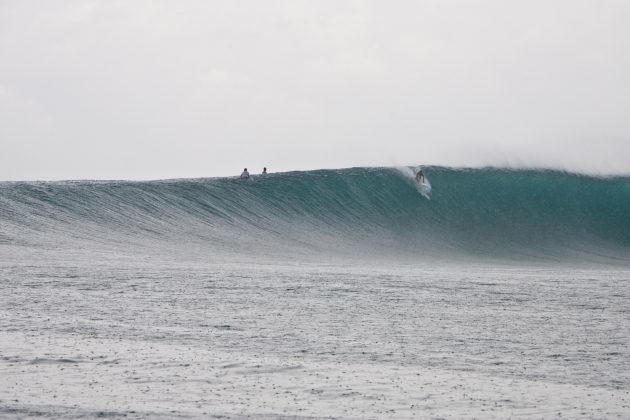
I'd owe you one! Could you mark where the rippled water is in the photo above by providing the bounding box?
[2,250,629,418]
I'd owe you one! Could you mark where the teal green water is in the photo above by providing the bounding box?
[2,167,630,418]
[1,167,629,264]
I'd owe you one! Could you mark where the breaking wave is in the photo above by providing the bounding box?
[1,167,629,264]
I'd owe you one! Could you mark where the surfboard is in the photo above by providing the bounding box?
[417,180,432,199]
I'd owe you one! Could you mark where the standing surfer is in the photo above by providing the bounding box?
[415,168,425,184]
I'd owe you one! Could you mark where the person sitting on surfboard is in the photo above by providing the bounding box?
[262,167,267,174]
[415,169,425,184]
[240,168,250,179]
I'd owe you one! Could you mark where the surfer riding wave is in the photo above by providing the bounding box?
[415,169,426,184]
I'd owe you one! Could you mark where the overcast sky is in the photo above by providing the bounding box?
[1,0,629,180]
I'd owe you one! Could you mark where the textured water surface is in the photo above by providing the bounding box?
[2,167,629,418]
[2,256,629,419]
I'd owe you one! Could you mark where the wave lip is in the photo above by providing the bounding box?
[1,166,629,265]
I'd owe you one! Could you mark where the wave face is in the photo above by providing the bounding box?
[1,167,629,264]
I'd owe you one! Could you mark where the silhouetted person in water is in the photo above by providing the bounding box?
[240,168,250,179]
[415,169,425,184]
[262,167,267,174]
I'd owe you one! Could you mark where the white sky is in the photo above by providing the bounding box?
[1,0,629,180]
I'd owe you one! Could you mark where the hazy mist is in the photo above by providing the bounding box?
[1,0,629,180]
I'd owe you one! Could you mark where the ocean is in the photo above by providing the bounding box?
[1,166,629,419]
